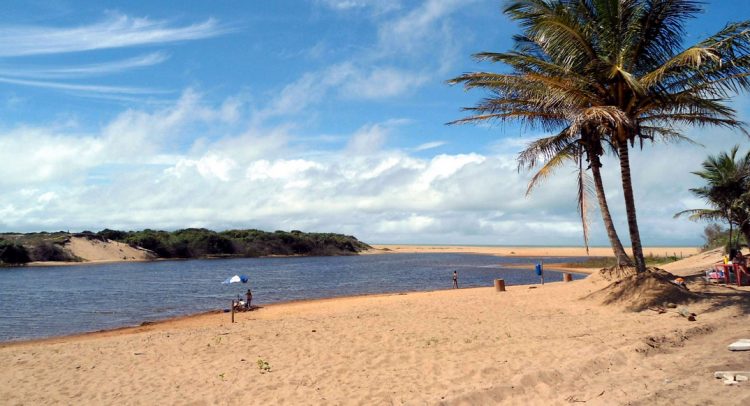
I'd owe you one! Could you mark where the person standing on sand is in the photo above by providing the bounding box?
[453,271,458,289]
[245,288,253,309]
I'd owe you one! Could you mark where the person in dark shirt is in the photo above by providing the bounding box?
[453,271,458,289]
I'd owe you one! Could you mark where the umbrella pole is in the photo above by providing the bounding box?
[231,300,235,323]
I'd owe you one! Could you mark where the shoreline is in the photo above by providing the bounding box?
[17,244,700,267]
[3,256,748,404]
[370,244,700,258]
[3,246,689,344]
[2,270,589,346]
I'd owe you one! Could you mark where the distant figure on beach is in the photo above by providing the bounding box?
[245,288,253,309]
[453,271,458,289]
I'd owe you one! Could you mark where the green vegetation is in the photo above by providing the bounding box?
[114,228,369,258]
[450,1,750,273]
[0,228,370,266]
[564,254,682,269]
[675,147,750,253]
[257,358,271,373]
[701,224,734,251]
[0,232,78,265]
[0,239,31,265]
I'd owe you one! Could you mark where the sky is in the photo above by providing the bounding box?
[0,0,748,246]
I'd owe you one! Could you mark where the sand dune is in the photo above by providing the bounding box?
[67,237,155,262]
[2,248,749,404]
[30,237,155,266]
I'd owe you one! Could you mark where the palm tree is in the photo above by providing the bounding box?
[517,108,635,266]
[449,66,635,265]
[450,0,750,273]
[675,146,750,250]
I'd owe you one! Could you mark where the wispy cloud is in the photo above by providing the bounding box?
[0,76,164,95]
[0,14,229,57]
[414,141,446,151]
[257,0,474,121]
[315,0,401,14]
[0,52,169,79]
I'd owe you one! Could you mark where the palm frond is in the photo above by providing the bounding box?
[673,208,724,222]
[517,128,578,171]
[525,141,579,195]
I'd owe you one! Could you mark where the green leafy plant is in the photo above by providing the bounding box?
[257,358,271,373]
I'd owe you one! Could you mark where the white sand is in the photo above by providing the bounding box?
[370,244,700,258]
[30,237,155,266]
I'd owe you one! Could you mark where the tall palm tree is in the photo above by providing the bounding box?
[449,68,635,265]
[450,0,750,273]
[675,146,750,249]
[517,108,635,266]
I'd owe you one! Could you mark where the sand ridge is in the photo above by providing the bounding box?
[370,244,700,258]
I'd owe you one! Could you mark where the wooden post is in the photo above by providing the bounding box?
[540,260,544,285]
[231,300,235,323]
[563,273,573,282]
[494,279,506,292]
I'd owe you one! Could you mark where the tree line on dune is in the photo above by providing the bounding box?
[0,229,371,266]
[451,0,750,271]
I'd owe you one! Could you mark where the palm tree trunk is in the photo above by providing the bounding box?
[590,154,634,267]
[728,214,734,252]
[617,142,647,273]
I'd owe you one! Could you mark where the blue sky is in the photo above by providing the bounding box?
[0,0,748,246]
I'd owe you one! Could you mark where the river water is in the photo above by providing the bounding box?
[0,253,586,341]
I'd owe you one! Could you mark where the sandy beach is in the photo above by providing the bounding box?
[2,247,749,405]
[370,244,700,258]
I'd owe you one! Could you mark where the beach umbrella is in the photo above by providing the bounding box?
[222,274,249,284]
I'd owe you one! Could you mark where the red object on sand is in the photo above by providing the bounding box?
[714,263,748,287]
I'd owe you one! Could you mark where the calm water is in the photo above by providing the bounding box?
[0,253,585,342]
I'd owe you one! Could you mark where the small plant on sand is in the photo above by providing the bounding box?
[218,372,225,381]
[257,358,271,373]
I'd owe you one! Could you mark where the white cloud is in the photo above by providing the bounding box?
[0,14,229,57]
[167,154,237,182]
[0,15,229,98]
[246,159,323,181]
[0,52,169,79]
[255,0,474,120]
[414,141,446,151]
[340,66,429,99]
[0,76,162,95]
[346,123,390,154]
[2,90,746,246]
[315,0,401,14]
[375,0,472,56]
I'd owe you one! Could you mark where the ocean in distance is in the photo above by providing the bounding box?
[0,253,587,342]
